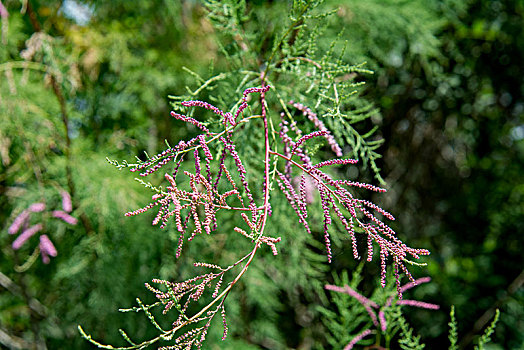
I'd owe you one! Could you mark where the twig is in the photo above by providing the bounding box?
[459,269,524,348]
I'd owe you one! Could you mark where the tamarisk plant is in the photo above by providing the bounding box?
[79,77,429,348]
[77,1,432,348]
[8,190,77,266]
[325,276,438,350]
[322,269,500,350]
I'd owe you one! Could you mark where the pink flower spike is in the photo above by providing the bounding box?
[233,85,271,122]
[314,158,358,168]
[325,284,379,308]
[194,148,201,175]
[386,277,433,307]
[289,101,343,156]
[170,111,210,135]
[41,250,50,264]
[221,305,228,340]
[400,277,432,294]
[29,203,46,212]
[344,329,372,350]
[61,191,73,212]
[378,310,387,332]
[39,234,57,257]
[339,285,379,326]
[396,299,440,310]
[12,224,43,250]
[297,173,315,205]
[52,210,78,225]
[337,180,387,193]
[291,130,329,154]
[243,85,271,96]
[0,1,8,19]
[8,210,30,234]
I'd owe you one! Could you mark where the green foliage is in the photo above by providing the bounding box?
[447,306,501,350]
[396,308,425,350]
[474,309,500,350]
[448,306,459,350]
[371,0,524,347]
[199,0,387,184]
[318,267,372,348]
[321,272,501,350]
[320,269,433,350]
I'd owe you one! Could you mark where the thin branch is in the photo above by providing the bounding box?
[459,269,524,349]
[0,271,47,317]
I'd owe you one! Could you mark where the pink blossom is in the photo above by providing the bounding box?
[125,201,159,217]
[326,276,438,336]
[289,101,343,156]
[293,173,315,208]
[325,284,379,326]
[29,202,46,212]
[181,100,230,124]
[12,224,42,249]
[234,85,271,123]
[318,186,333,262]
[276,172,310,234]
[170,111,210,135]
[41,250,50,264]
[332,203,359,259]
[396,299,440,310]
[61,191,73,212]
[336,180,387,193]
[378,310,387,332]
[314,158,358,168]
[8,210,30,234]
[220,136,255,209]
[367,234,373,262]
[258,235,281,255]
[221,306,228,340]
[300,173,315,205]
[344,329,372,350]
[380,248,388,288]
[198,135,213,181]
[39,234,57,257]
[52,210,78,225]
[385,277,432,307]
[291,130,329,154]
[399,276,432,294]
[194,149,201,175]
[138,152,176,177]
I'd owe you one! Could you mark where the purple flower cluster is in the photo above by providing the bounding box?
[12,224,43,250]
[291,173,315,210]
[145,253,251,349]
[289,100,343,157]
[181,100,234,127]
[7,190,77,264]
[170,111,210,135]
[326,277,439,349]
[52,210,78,225]
[39,234,58,264]
[276,171,311,234]
[344,329,372,350]
[125,87,278,263]
[61,190,73,212]
[275,102,430,288]
[113,86,430,349]
[117,86,289,347]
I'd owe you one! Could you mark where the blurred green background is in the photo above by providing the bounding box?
[1,0,522,349]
